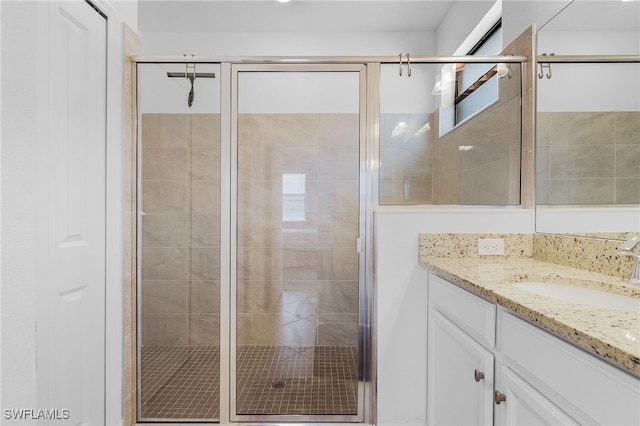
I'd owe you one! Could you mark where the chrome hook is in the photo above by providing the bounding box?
[406,53,412,77]
[538,53,554,79]
[399,53,403,76]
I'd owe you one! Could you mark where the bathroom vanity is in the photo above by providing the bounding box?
[421,238,640,426]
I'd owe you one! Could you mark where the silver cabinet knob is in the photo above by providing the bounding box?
[474,369,485,382]
[494,390,507,405]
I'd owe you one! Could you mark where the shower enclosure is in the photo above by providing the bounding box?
[135,55,525,424]
[136,62,369,423]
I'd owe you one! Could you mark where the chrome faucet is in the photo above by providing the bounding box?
[618,236,640,285]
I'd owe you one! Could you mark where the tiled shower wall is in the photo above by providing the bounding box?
[140,113,221,346]
[140,112,359,348]
[237,113,360,347]
[536,111,640,204]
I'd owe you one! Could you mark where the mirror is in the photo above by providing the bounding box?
[535,0,640,236]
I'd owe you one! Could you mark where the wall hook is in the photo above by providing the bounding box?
[538,53,554,79]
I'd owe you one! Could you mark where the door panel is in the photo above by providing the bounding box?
[41,1,107,424]
[232,67,365,422]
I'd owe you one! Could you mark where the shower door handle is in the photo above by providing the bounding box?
[356,237,363,253]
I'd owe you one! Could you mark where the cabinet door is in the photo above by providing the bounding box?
[494,365,578,426]
[427,309,494,426]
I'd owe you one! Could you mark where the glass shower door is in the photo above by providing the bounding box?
[137,63,221,422]
[232,66,365,422]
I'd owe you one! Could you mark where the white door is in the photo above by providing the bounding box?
[427,309,494,426]
[38,1,107,424]
[494,366,579,425]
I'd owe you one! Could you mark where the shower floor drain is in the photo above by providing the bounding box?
[270,380,286,389]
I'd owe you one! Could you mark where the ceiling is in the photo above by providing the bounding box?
[137,0,640,34]
[137,0,456,33]
[541,0,640,32]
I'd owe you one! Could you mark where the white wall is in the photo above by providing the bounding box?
[111,0,138,33]
[141,31,435,57]
[435,0,496,56]
[1,0,40,415]
[1,0,137,421]
[375,209,534,426]
[502,0,572,46]
[537,30,640,111]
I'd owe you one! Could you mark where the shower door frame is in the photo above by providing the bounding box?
[227,63,374,424]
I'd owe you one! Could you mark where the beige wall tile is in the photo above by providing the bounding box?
[615,111,640,144]
[249,313,316,346]
[191,280,220,314]
[615,144,640,178]
[317,314,358,346]
[142,247,189,281]
[190,313,220,345]
[142,147,188,180]
[191,214,220,248]
[515,26,534,92]
[497,62,522,103]
[317,179,359,216]
[191,114,220,147]
[317,281,359,314]
[615,178,640,203]
[142,214,190,248]
[249,247,283,281]
[190,247,221,281]
[141,313,188,345]
[318,113,359,146]
[191,146,220,180]
[549,178,615,204]
[549,112,615,146]
[318,214,358,248]
[432,174,462,205]
[461,157,520,205]
[536,112,551,147]
[142,114,189,148]
[549,145,614,179]
[191,179,220,213]
[142,180,189,213]
[282,248,322,280]
[141,281,188,314]
[238,280,264,314]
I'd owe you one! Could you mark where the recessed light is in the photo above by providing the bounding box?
[277,0,291,3]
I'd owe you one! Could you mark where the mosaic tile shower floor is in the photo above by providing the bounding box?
[140,345,358,420]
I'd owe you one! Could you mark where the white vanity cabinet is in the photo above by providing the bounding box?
[427,272,640,426]
[427,308,494,425]
[427,273,496,425]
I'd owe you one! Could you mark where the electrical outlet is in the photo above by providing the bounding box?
[478,238,504,255]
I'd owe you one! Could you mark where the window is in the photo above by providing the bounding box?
[282,173,306,222]
[455,19,502,125]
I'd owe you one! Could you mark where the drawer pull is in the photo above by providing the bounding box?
[494,390,507,405]
[474,369,485,382]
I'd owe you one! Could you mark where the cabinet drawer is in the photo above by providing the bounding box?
[501,311,640,425]
[428,273,496,348]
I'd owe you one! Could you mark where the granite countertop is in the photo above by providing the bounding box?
[421,256,640,376]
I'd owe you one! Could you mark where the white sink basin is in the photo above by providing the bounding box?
[513,282,640,312]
